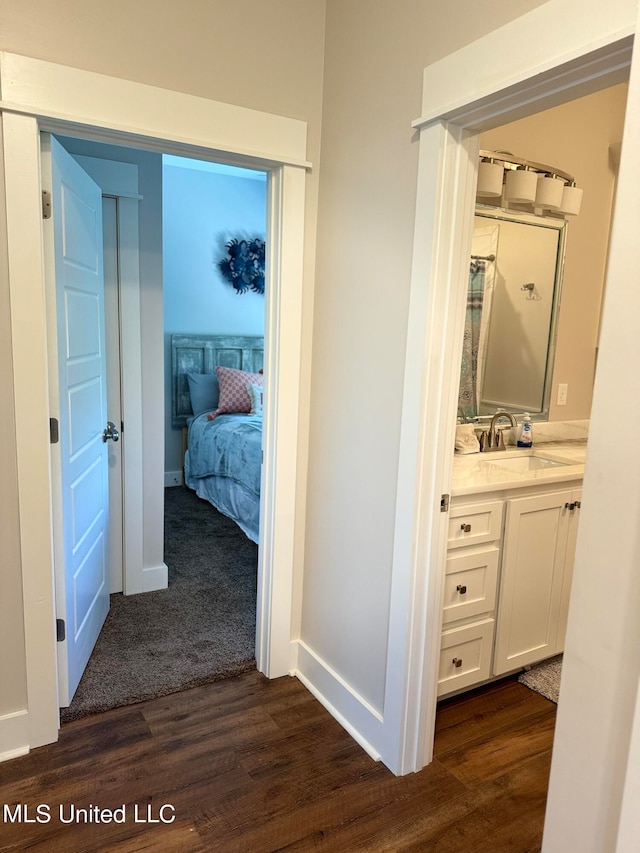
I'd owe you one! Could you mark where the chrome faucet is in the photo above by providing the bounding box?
[479,411,518,452]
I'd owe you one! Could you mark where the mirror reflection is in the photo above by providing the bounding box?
[458,207,566,422]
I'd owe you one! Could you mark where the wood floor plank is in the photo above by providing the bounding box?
[435,677,555,756]
[196,758,464,853]
[0,814,207,853]
[0,670,556,853]
[436,703,556,787]
[0,707,152,788]
[370,751,552,853]
[140,671,305,729]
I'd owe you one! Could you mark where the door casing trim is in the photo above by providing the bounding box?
[386,0,635,776]
[1,53,309,749]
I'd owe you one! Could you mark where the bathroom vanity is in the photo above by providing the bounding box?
[438,441,586,697]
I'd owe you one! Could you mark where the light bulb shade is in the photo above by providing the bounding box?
[477,161,504,197]
[535,175,564,209]
[504,168,537,203]
[559,185,583,216]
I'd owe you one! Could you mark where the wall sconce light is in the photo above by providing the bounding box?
[504,166,537,203]
[477,159,504,197]
[477,150,583,219]
[535,174,565,209]
[558,181,584,216]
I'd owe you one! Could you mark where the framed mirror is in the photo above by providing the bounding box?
[458,206,566,422]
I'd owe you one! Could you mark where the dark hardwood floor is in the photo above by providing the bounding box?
[0,671,556,852]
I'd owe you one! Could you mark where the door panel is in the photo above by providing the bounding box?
[493,490,571,675]
[42,134,110,706]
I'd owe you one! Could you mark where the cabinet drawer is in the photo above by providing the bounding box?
[437,618,494,697]
[442,546,499,625]
[447,500,503,549]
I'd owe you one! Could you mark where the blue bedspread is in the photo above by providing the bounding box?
[187,413,262,496]
[185,413,262,543]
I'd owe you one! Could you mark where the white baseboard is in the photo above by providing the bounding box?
[142,562,168,592]
[293,640,384,764]
[165,470,184,488]
[0,709,29,763]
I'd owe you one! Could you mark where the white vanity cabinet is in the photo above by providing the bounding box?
[440,443,586,698]
[438,499,504,697]
[493,486,582,675]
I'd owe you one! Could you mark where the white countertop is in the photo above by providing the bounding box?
[451,441,587,497]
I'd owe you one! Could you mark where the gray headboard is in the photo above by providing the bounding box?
[171,333,264,428]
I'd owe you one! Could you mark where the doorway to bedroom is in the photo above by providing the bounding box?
[162,154,267,709]
[54,137,268,722]
[5,54,306,751]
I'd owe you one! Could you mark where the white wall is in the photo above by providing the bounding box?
[542,36,640,846]
[302,0,547,718]
[163,159,266,475]
[0,117,28,749]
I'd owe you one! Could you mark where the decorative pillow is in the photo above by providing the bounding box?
[207,366,263,419]
[187,372,220,416]
[246,382,264,416]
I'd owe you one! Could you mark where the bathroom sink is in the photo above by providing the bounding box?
[483,454,569,472]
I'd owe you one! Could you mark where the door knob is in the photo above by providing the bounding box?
[102,421,120,443]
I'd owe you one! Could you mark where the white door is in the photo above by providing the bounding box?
[41,134,111,706]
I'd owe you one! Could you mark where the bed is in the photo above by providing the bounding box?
[172,334,264,543]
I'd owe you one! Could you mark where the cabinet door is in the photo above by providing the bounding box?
[493,490,572,675]
[556,488,582,650]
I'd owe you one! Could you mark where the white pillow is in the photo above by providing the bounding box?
[246,382,263,415]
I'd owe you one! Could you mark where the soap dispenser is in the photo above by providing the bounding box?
[517,413,533,447]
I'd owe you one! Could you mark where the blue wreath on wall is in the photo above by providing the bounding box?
[218,237,266,294]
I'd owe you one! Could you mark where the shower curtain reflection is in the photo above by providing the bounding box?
[458,260,485,420]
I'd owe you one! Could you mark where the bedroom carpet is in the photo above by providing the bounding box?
[60,487,258,723]
[518,655,563,704]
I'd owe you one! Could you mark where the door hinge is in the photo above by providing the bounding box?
[49,417,59,444]
[42,190,52,219]
[56,618,66,642]
[440,493,450,512]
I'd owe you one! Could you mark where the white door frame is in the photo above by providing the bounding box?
[1,52,309,749]
[386,0,636,776]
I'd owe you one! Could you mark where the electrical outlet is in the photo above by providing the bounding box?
[557,383,568,406]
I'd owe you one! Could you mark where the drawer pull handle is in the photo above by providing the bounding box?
[456,584,467,594]
[452,657,463,668]
[460,523,472,533]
